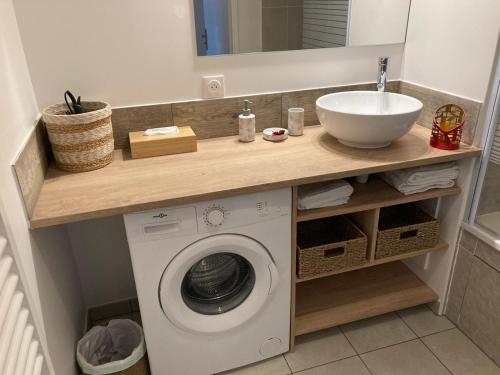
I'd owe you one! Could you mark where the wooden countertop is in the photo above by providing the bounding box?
[30,125,481,228]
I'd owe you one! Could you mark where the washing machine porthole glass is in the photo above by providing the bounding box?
[181,252,256,315]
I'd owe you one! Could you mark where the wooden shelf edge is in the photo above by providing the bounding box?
[295,262,439,337]
[297,183,461,223]
[295,289,438,336]
[296,240,448,283]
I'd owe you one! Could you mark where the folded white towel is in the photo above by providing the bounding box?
[385,162,459,184]
[393,180,456,195]
[381,162,459,195]
[298,180,353,210]
[299,197,351,210]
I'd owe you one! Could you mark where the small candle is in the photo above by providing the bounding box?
[288,108,305,136]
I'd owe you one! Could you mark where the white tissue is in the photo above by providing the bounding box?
[144,126,179,136]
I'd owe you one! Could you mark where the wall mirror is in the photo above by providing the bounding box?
[194,0,411,56]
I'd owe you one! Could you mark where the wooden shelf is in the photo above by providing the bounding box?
[296,240,448,283]
[295,261,438,336]
[297,177,461,222]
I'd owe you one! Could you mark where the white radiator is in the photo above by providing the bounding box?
[490,114,500,165]
[0,236,44,375]
[302,0,349,48]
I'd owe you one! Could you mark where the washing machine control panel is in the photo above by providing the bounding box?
[124,188,292,239]
[196,188,291,233]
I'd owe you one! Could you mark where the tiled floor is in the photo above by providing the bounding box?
[89,303,500,375]
[224,305,500,375]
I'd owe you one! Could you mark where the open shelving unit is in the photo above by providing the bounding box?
[295,261,438,336]
[297,177,461,222]
[290,176,461,349]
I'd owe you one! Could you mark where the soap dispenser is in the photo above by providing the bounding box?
[239,100,256,142]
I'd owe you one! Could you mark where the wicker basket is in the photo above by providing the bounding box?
[42,101,114,172]
[297,216,367,278]
[375,203,439,260]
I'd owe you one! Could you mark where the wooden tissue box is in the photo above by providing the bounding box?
[129,126,197,159]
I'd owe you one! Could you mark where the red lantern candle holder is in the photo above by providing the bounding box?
[430,104,466,150]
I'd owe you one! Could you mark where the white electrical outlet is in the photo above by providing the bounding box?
[203,75,225,99]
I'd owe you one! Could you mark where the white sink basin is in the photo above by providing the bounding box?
[316,91,423,148]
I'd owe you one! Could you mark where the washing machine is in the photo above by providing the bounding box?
[123,188,291,375]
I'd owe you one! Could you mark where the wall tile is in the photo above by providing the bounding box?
[263,0,303,7]
[111,104,173,149]
[475,240,500,273]
[13,121,50,217]
[287,6,304,50]
[446,245,474,324]
[400,82,482,145]
[459,258,500,366]
[173,94,282,140]
[281,81,400,128]
[110,82,403,149]
[263,0,287,7]
[460,230,478,254]
[262,7,288,51]
[477,162,500,216]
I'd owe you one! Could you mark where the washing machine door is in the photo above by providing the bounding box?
[159,234,279,334]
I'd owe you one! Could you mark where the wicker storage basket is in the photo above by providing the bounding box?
[297,216,367,278]
[375,203,439,260]
[42,101,114,172]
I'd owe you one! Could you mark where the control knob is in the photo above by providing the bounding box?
[205,207,225,226]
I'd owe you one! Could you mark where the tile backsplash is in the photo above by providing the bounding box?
[108,81,402,148]
[110,80,481,150]
[446,229,500,366]
[13,122,50,217]
[400,82,482,146]
[112,104,174,150]
[262,0,304,51]
[172,93,282,139]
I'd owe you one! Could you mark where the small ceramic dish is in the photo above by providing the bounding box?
[263,128,289,142]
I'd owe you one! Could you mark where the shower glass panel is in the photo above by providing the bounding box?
[474,85,500,236]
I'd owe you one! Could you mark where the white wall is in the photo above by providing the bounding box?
[29,227,86,375]
[13,0,404,109]
[403,0,500,101]
[0,0,85,374]
[0,0,47,348]
[348,0,410,47]
[67,216,137,307]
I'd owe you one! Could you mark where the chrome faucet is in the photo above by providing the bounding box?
[377,57,389,92]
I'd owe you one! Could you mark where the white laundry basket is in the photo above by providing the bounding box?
[77,319,147,375]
